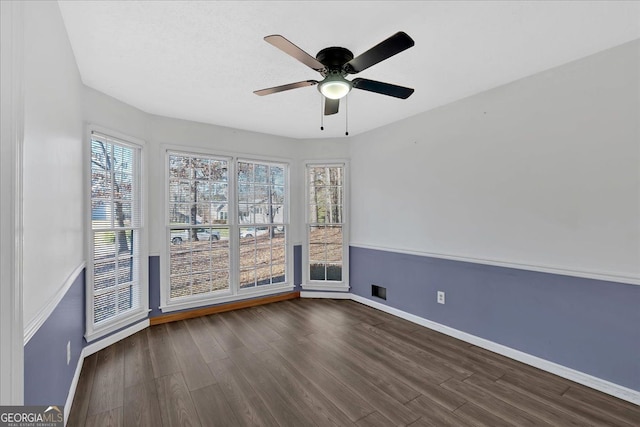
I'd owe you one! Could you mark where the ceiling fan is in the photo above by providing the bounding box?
[254,32,415,116]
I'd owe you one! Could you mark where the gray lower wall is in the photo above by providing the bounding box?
[349,246,640,391]
[24,270,85,406]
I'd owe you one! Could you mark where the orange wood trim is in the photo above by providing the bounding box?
[149,291,300,325]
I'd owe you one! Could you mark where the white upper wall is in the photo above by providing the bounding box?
[350,40,640,282]
[22,1,85,326]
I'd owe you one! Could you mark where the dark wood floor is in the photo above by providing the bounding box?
[68,298,640,427]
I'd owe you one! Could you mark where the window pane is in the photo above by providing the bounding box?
[307,164,345,283]
[254,164,268,183]
[271,166,284,185]
[256,266,271,286]
[238,204,253,223]
[326,226,342,245]
[327,264,342,281]
[309,244,325,262]
[169,155,190,179]
[169,225,230,298]
[194,181,210,201]
[272,185,285,204]
[326,245,343,263]
[193,158,210,180]
[192,272,211,295]
[270,205,284,224]
[94,232,116,261]
[310,263,325,281]
[254,185,269,203]
[117,286,133,311]
[213,203,228,224]
[94,291,116,323]
[238,162,253,182]
[211,160,228,181]
[240,236,256,269]
[169,181,190,203]
[212,183,228,202]
[94,261,116,290]
[117,257,134,283]
[212,270,229,292]
[170,250,191,276]
[272,265,285,284]
[170,275,191,299]
[240,269,255,288]
[309,226,325,244]
[115,202,132,227]
[192,250,211,274]
[238,184,251,203]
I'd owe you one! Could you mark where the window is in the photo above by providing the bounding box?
[87,129,147,341]
[167,153,230,300]
[304,163,349,290]
[238,160,287,289]
[163,150,291,311]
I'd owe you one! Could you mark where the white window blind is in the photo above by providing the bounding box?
[88,130,146,340]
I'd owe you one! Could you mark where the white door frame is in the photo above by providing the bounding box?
[0,0,24,405]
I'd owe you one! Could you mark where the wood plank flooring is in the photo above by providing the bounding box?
[68,299,640,426]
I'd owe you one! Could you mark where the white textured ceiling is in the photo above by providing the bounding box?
[58,1,640,139]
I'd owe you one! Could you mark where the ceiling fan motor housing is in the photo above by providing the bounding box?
[316,47,354,76]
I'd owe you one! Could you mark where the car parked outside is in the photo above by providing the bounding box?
[171,228,220,244]
[240,227,268,238]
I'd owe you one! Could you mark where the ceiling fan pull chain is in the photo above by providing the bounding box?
[345,94,349,136]
[320,94,324,131]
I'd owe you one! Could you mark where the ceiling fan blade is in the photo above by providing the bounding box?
[352,78,414,99]
[264,35,325,72]
[254,80,318,96]
[324,98,339,115]
[345,32,415,74]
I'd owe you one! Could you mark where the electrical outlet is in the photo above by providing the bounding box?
[437,291,445,305]
[67,341,71,365]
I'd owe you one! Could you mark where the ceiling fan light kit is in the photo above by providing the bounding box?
[318,75,352,100]
[254,31,415,131]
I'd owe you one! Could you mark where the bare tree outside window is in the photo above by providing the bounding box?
[308,164,344,281]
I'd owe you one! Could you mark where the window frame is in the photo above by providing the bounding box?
[237,158,289,292]
[302,160,350,292]
[85,125,149,342]
[160,146,293,313]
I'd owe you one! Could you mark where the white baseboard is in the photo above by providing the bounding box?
[300,283,350,292]
[307,291,640,405]
[64,319,149,425]
[301,291,352,299]
[64,351,84,426]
